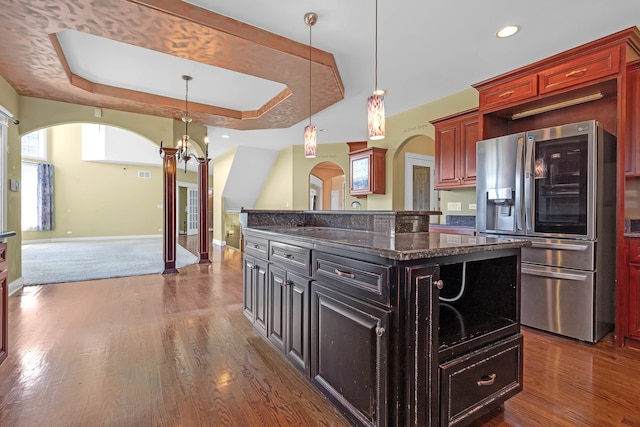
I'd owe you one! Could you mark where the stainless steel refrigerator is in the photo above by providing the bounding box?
[476,120,616,342]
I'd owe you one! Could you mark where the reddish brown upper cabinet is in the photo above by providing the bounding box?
[626,61,640,176]
[349,146,387,197]
[431,109,479,190]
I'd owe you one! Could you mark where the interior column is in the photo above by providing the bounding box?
[161,147,178,274]
[197,157,212,263]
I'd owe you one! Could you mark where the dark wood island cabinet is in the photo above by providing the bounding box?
[240,211,529,427]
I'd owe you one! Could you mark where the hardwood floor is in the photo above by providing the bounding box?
[2,237,640,426]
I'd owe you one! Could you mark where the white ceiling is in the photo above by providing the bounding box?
[56,0,640,159]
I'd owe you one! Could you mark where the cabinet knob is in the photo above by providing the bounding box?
[434,279,444,290]
[285,280,293,287]
[376,327,385,337]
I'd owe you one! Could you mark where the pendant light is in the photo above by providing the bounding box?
[304,12,318,158]
[368,0,385,140]
[178,75,193,172]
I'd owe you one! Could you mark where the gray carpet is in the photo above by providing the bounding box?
[22,238,199,285]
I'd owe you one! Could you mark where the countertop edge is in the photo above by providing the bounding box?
[244,226,530,261]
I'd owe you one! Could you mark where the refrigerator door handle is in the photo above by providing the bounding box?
[515,136,524,232]
[521,267,588,281]
[524,136,533,232]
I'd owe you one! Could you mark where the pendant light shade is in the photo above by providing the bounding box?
[304,12,318,158]
[368,0,385,140]
[304,124,317,158]
[368,93,385,140]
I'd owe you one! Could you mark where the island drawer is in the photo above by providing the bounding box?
[269,240,311,277]
[244,235,269,259]
[312,252,390,307]
[439,334,523,426]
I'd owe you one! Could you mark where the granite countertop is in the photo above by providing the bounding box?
[245,226,531,261]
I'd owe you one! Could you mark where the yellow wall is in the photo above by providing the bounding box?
[22,123,199,241]
[212,147,236,243]
[0,76,22,284]
[391,134,435,210]
[255,146,294,209]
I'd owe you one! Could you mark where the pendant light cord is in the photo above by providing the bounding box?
[184,77,189,138]
[309,20,312,126]
[374,0,378,91]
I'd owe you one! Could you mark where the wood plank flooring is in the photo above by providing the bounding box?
[3,237,640,426]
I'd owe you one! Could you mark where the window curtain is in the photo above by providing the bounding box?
[36,163,54,231]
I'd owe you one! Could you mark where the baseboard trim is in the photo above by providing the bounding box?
[22,234,163,245]
[9,277,24,296]
[212,239,226,247]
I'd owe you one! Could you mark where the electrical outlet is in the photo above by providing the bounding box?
[447,202,461,211]
[469,203,477,210]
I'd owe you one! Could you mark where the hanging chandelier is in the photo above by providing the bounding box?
[178,74,193,167]
[304,12,318,158]
[368,0,385,140]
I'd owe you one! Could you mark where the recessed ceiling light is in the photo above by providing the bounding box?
[496,25,520,38]
[221,134,230,139]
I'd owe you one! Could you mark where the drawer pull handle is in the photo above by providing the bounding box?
[376,327,385,337]
[565,68,587,78]
[285,280,293,287]
[335,269,356,279]
[498,90,515,98]
[283,253,294,260]
[477,374,496,386]
[251,244,260,249]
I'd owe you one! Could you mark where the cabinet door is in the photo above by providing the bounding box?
[629,262,640,340]
[311,283,389,426]
[268,265,287,352]
[286,272,310,375]
[460,117,479,185]
[253,258,269,337]
[242,255,255,322]
[435,122,460,188]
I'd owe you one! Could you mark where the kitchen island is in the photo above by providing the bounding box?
[241,211,530,427]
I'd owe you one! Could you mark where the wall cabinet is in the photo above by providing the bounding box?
[431,109,479,189]
[626,61,640,176]
[349,147,387,197]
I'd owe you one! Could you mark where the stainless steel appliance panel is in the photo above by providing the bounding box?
[524,121,601,240]
[520,263,595,342]
[476,133,525,235]
[521,236,594,270]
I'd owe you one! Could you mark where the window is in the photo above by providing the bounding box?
[21,129,47,160]
[22,129,53,231]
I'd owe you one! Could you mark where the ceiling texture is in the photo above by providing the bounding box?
[1,0,640,159]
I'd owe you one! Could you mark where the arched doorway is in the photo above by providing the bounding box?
[309,162,345,210]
